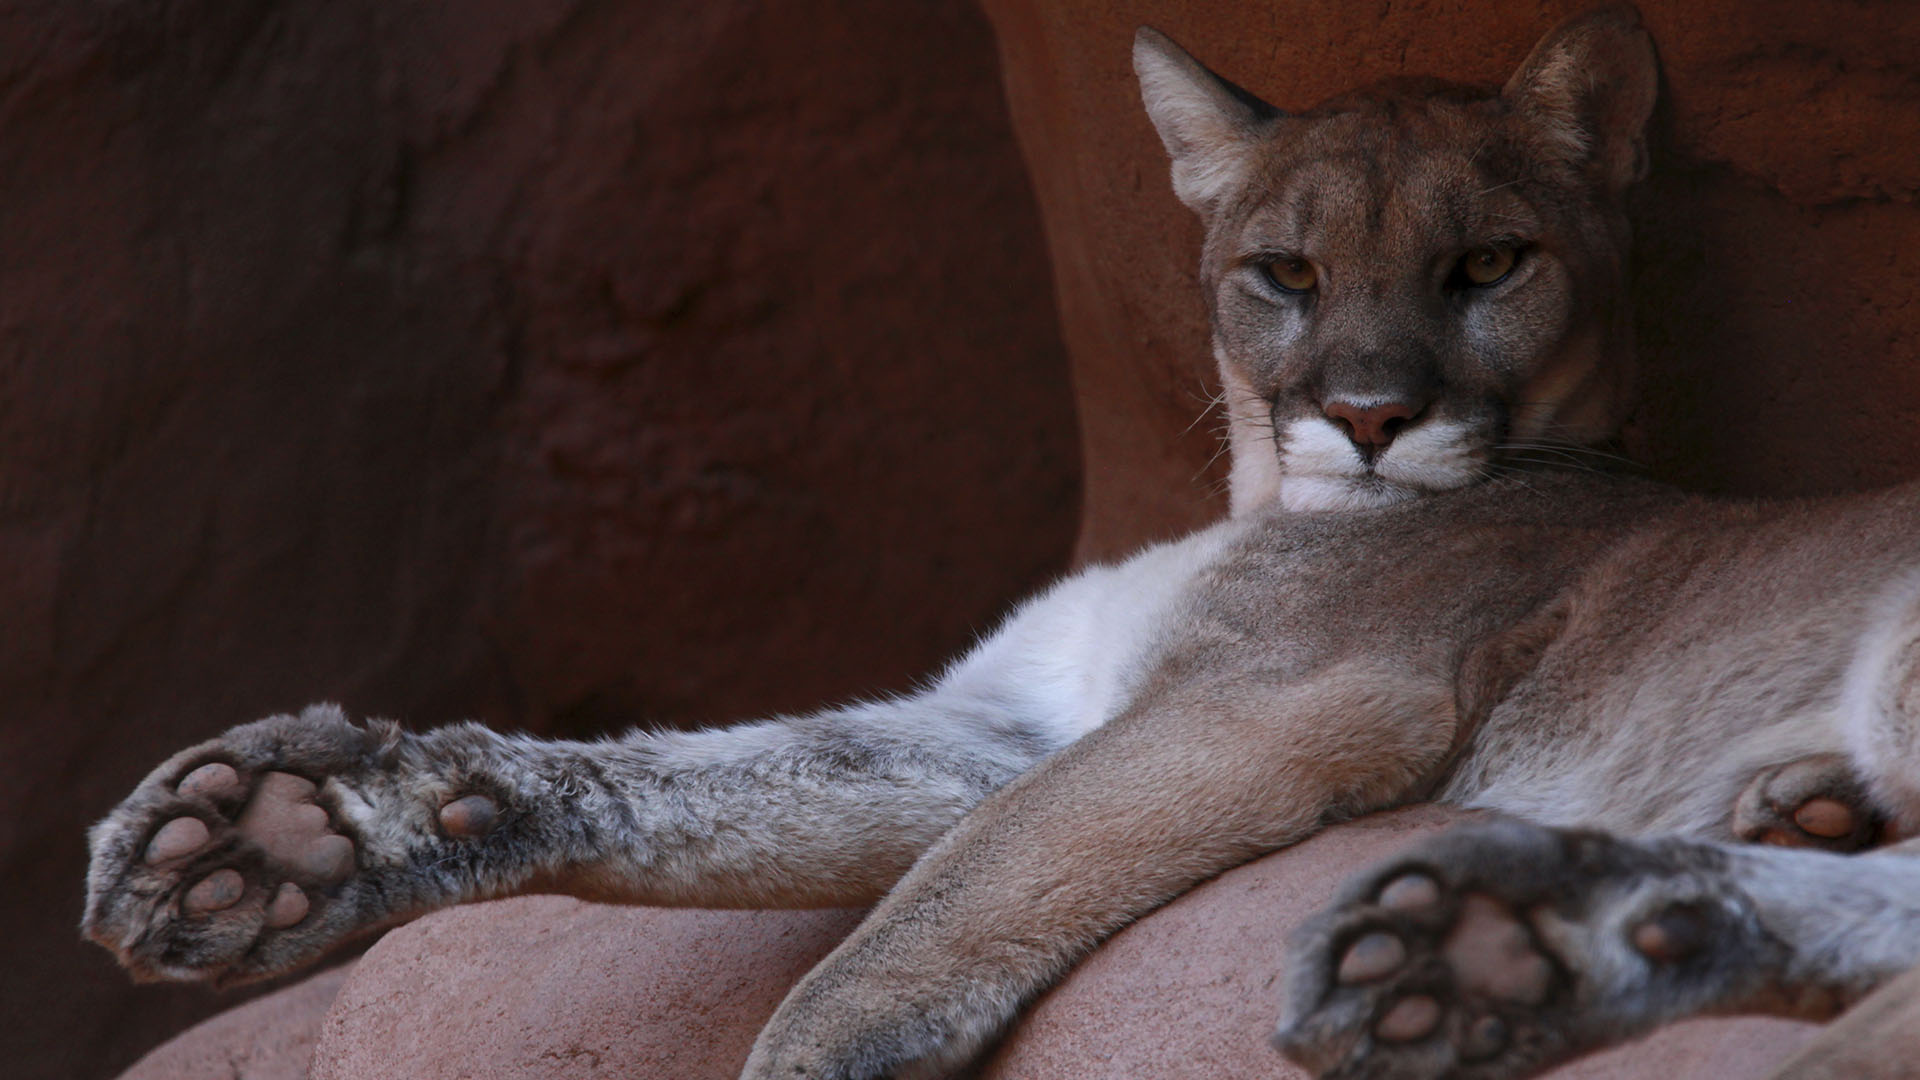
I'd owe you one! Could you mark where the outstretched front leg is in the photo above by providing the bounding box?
[83,520,1242,986]
[84,689,1057,985]
[1275,821,1920,1080]
[741,661,1461,1079]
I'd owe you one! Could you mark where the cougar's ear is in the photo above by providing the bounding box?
[1502,4,1658,192]
[1134,28,1280,213]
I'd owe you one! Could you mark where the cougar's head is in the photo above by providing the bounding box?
[1136,7,1657,514]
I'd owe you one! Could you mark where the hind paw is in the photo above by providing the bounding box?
[1274,821,1785,1080]
[1733,754,1882,851]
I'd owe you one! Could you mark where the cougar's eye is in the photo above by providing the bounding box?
[1263,257,1318,294]
[1456,246,1518,288]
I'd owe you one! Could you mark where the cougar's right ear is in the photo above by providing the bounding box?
[1134,28,1280,213]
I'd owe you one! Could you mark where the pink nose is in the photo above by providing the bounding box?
[1323,400,1421,450]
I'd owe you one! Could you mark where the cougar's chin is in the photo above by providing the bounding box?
[1277,474,1421,512]
[1274,417,1488,513]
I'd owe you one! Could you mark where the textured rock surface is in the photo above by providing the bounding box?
[313,903,864,1080]
[301,807,1814,1079]
[8,3,1072,1078]
[118,966,353,1080]
[980,0,1920,559]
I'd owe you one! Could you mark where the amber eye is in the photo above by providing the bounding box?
[1458,246,1517,287]
[1264,257,1318,294]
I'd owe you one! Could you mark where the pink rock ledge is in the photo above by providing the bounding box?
[122,807,1818,1079]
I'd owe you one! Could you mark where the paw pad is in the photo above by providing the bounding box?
[178,762,243,800]
[116,765,359,969]
[438,794,498,838]
[1376,995,1441,1042]
[146,817,210,863]
[236,772,355,884]
[1282,861,1566,1076]
[1734,754,1879,851]
[1378,871,1439,910]
[85,710,407,983]
[266,883,310,928]
[1790,797,1855,839]
[1280,824,1770,1080]
[185,869,245,913]
[1630,903,1706,963]
[1337,932,1406,983]
[1444,894,1551,1006]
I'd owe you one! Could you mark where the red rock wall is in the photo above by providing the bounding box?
[982,0,1920,560]
[0,3,1076,1078]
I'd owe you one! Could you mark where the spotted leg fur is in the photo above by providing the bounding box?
[1274,820,1920,1080]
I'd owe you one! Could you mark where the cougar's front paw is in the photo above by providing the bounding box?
[1274,821,1785,1080]
[742,998,964,1080]
[83,704,497,984]
[1733,754,1882,851]
[743,952,1003,1080]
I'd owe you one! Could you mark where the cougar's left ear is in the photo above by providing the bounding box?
[1134,28,1281,213]
[1502,4,1659,192]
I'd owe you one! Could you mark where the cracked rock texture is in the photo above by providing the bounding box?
[7,2,1072,1078]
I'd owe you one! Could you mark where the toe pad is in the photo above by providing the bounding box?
[438,794,499,838]
[185,869,245,913]
[146,818,211,864]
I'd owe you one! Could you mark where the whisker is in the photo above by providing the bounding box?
[1465,132,1492,169]
[1191,431,1235,485]
[1179,393,1226,440]
[1501,455,1608,476]
[1181,375,1223,409]
[1479,463,1545,495]
[1502,443,1645,471]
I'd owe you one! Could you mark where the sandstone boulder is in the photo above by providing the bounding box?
[119,967,352,1080]
[121,808,1812,1080]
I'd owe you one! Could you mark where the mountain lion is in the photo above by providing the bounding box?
[84,7,1920,1079]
